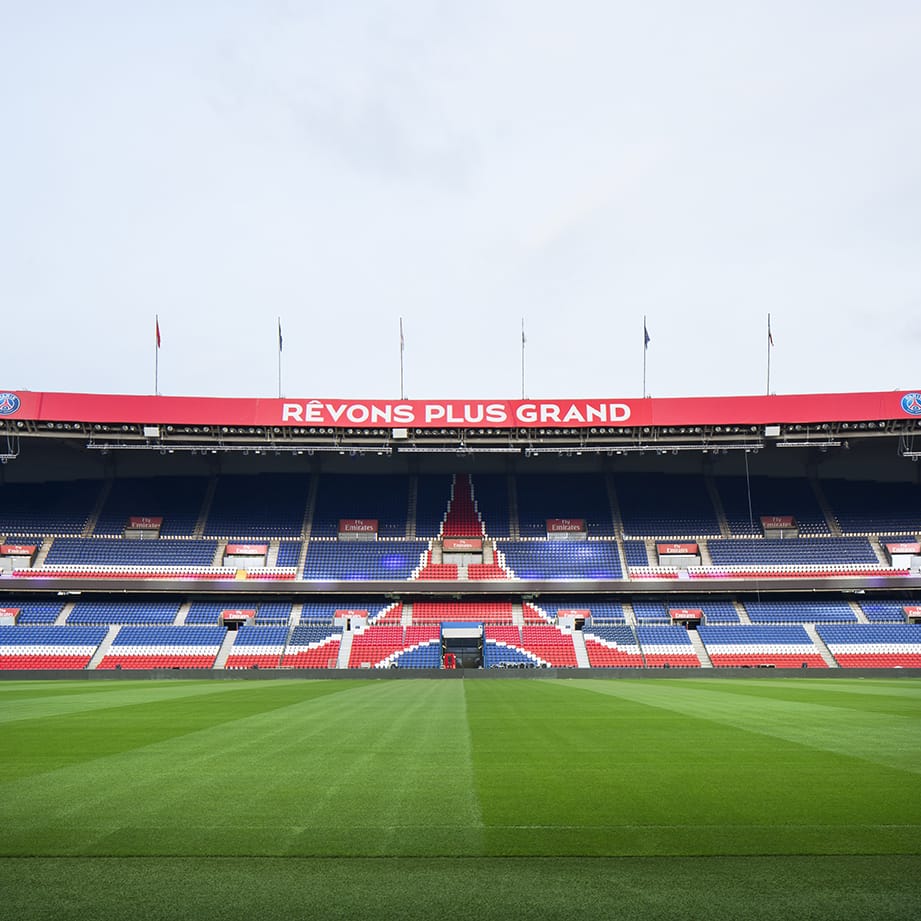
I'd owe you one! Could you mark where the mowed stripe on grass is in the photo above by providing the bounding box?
[1,677,920,920]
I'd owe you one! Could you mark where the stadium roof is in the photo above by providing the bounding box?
[2,388,921,457]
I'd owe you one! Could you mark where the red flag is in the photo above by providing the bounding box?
[156,317,161,349]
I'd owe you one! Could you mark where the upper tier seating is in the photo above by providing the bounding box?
[469,475,512,538]
[310,474,408,538]
[204,474,310,538]
[0,479,100,535]
[275,543,302,567]
[623,541,649,567]
[0,625,107,669]
[414,475,454,538]
[707,537,878,567]
[441,474,485,537]
[44,538,218,567]
[302,541,428,580]
[68,600,180,625]
[94,476,207,537]
[499,540,623,580]
[743,599,857,624]
[0,598,64,624]
[859,599,918,623]
[516,473,614,537]
[822,479,921,535]
[616,473,721,537]
[715,475,830,537]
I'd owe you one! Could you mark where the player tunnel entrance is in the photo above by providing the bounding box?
[441,623,483,669]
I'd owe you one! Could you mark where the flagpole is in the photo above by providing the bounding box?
[155,314,160,395]
[400,317,405,400]
[642,315,647,398]
[521,317,526,399]
[766,313,772,396]
[277,317,283,399]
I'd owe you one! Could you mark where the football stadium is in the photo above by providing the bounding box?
[1,387,920,919]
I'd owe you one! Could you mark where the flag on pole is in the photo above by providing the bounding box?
[156,316,161,349]
[768,314,774,347]
[400,317,405,353]
[644,322,650,349]
[278,318,283,353]
[522,317,526,345]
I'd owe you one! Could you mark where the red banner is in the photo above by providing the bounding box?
[2,388,920,430]
[657,543,699,555]
[334,609,369,618]
[339,519,378,534]
[760,516,796,528]
[128,516,163,529]
[225,544,269,555]
[0,608,21,616]
[557,609,592,617]
[904,606,921,617]
[443,538,483,551]
[884,543,921,554]
[221,609,256,620]
[669,608,704,620]
[0,545,37,556]
[546,519,586,533]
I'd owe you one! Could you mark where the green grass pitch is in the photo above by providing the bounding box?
[1,676,919,920]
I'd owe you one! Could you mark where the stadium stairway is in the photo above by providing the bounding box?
[803,623,839,667]
[174,602,191,625]
[82,479,111,537]
[733,600,751,624]
[850,600,869,624]
[705,476,733,538]
[687,629,713,667]
[811,477,843,537]
[336,629,354,668]
[213,630,237,669]
[193,477,218,538]
[87,626,120,669]
[572,631,590,667]
[55,602,74,625]
[34,538,55,568]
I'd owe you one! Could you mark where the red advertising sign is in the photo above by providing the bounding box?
[338,519,379,534]
[128,516,163,529]
[904,606,921,617]
[557,609,592,618]
[0,608,21,616]
[656,543,699,555]
[760,516,796,529]
[334,609,369,618]
[220,609,256,620]
[4,388,920,430]
[443,538,483,551]
[0,545,37,555]
[884,543,921,555]
[669,608,704,620]
[225,544,269,555]
[546,519,586,533]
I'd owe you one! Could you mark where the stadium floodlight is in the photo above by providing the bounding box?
[776,440,842,449]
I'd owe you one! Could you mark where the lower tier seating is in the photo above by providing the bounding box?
[816,624,921,668]
[0,625,107,669]
[697,625,827,668]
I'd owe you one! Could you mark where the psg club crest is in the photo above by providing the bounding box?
[0,393,21,416]
[901,393,921,416]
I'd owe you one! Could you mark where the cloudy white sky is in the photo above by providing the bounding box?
[2,1,919,402]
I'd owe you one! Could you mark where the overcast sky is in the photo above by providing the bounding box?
[2,1,919,402]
